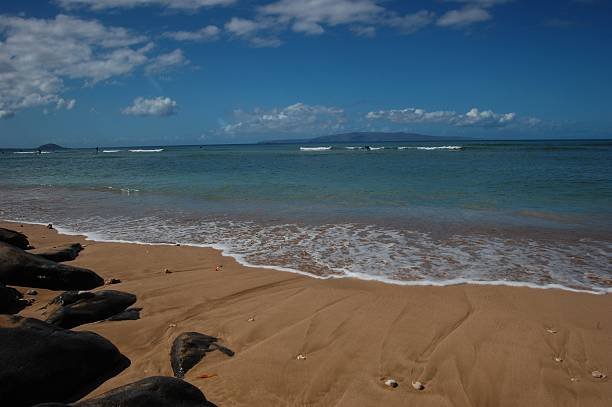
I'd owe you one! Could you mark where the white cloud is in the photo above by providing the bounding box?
[57,0,237,11]
[121,96,178,116]
[437,6,491,27]
[388,10,435,34]
[260,0,384,35]
[145,49,189,75]
[225,17,282,47]
[56,98,76,110]
[0,14,180,118]
[163,25,220,42]
[366,107,519,127]
[222,102,345,134]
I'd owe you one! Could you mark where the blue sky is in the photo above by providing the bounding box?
[0,0,611,147]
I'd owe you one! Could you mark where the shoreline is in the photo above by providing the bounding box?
[4,218,610,295]
[3,220,612,406]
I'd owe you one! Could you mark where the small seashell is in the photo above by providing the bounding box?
[247,316,255,322]
[296,354,306,360]
[570,377,579,382]
[384,379,398,388]
[546,328,557,334]
[168,323,177,328]
[164,268,172,274]
[554,357,563,363]
[412,381,425,391]
[591,371,606,379]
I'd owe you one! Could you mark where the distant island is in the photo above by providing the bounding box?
[37,143,68,151]
[258,132,470,144]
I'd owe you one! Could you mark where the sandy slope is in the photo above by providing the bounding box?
[5,221,611,407]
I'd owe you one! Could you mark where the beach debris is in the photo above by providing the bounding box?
[164,268,172,274]
[215,265,223,272]
[384,379,398,388]
[570,377,580,382]
[47,223,53,230]
[247,316,255,322]
[198,373,218,379]
[168,323,177,328]
[105,278,121,285]
[412,381,425,391]
[26,289,37,295]
[171,332,234,378]
[554,356,563,363]
[545,328,557,334]
[296,354,307,360]
[591,370,607,379]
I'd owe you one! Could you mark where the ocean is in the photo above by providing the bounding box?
[1,140,611,292]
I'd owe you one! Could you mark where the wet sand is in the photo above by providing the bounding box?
[5,221,611,406]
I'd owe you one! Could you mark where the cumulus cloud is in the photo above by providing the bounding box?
[225,17,282,47]
[121,96,178,116]
[145,49,190,75]
[259,0,384,35]
[222,102,345,134]
[437,6,491,27]
[56,0,236,11]
[163,25,221,42]
[56,98,76,110]
[366,107,520,128]
[0,14,181,118]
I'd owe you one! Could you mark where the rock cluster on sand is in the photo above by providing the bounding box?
[0,227,31,249]
[30,243,83,262]
[0,315,130,406]
[0,242,103,290]
[0,227,221,406]
[45,290,137,329]
[171,332,235,378]
[34,376,217,407]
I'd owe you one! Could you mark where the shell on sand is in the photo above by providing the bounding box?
[591,371,607,379]
[384,379,398,388]
[296,354,306,360]
[554,357,563,363]
[412,381,425,390]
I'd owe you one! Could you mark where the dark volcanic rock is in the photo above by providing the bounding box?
[46,290,137,328]
[171,332,235,378]
[0,315,130,406]
[0,227,30,249]
[0,283,26,314]
[106,307,141,321]
[0,242,103,290]
[30,243,83,262]
[34,376,216,407]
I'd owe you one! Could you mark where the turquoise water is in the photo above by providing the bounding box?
[1,140,611,291]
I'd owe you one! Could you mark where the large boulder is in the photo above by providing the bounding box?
[0,242,103,290]
[0,227,30,249]
[30,243,83,262]
[34,376,216,407]
[171,332,234,378]
[0,315,130,406]
[0,283,26,314]
[46,290,137,329]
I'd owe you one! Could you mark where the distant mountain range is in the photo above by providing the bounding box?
[258,132,470,144]
[37,143,68,151]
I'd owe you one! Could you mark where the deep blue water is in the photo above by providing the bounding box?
[1,140,611,291]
